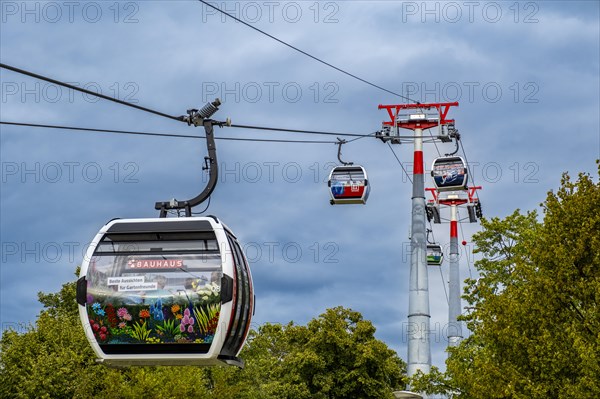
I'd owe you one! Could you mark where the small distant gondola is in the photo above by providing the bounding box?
[426,244,443,266]
[328,165,370,205]
[431,156,468,191]
[76,217,253,367]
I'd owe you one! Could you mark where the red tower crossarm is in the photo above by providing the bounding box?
[426,187,438,203]
[467,186,482,203]
[426,187,482,207]
[379,102,459,130]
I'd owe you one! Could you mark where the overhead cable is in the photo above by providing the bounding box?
[229,123,380,138]
[387,142,413,184]
[0,63,183,122]
[198,0,418,103]
[459,140,480,201]
[0,121,338,144]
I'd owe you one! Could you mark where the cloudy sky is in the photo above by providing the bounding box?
[1,1,598,370]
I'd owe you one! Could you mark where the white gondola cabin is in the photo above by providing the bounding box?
[328,165,370,205]
[431,156,468,191]
[427,244,443,266]
[76,217,253,367]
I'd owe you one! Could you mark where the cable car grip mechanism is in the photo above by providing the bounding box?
[155,99,230,218]
[336,137,353,166]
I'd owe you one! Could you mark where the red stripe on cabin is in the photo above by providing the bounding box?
[333,186,365,198]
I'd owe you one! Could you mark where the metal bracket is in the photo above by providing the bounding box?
[202,156,210,171]
[76,276,87,306]
[379,101,459,131]
[155,99,224,218]
[377,125,402,144]
[426,203,441,224]
[444,124,461,156]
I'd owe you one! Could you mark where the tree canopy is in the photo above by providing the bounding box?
[239,307,406,398]
[411,164,600,398]
[0,279,405,398]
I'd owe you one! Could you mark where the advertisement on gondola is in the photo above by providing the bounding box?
[85,252,222,349]
[127,258,184,269]
[331,181,365,197]
[328,165,370,204]
[432,157,467,190]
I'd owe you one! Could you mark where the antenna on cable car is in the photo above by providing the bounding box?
[155,98,231,218]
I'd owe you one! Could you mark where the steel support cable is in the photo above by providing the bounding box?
[428,127,442,158]
[459,139,480,201]
[428,222,449,305]
[0,121,338,144]
[229,123,374,138]
[197,0,418,103]
[386,142,412,184]
[457,209,474,280]
[0,63,183,122]
[231,124,420,140]
[0,64,428,141]
[346,131,378,143]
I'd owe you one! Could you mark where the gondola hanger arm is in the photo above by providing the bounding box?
[155,99,229,217]
[444,126,461,156]
[336,138,353,166]
[426,228,434,244]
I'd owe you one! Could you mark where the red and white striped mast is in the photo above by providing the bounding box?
[378,102,458,396]
[427,186,481,347]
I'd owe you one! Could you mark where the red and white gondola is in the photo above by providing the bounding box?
[327,165,370,205]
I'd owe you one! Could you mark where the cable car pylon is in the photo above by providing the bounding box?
[378,101,458,395]
[426,185,482,348]
[428,143,480,345]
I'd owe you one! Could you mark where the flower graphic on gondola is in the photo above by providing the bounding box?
[105,304,118,328]
[179,308,195,333]
[117,307,132,322]
[150,298,164,321]
[90,319,109,342]
[196,282,220,303]
[91,302,105,316]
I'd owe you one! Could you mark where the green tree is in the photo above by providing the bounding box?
[236,307,407,398]
[1,279,405,398]
[411,164,600,398]
[0,278,215,398]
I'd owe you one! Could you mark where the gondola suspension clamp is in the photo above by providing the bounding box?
[336,137,353,166]
[155,98,230,217]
